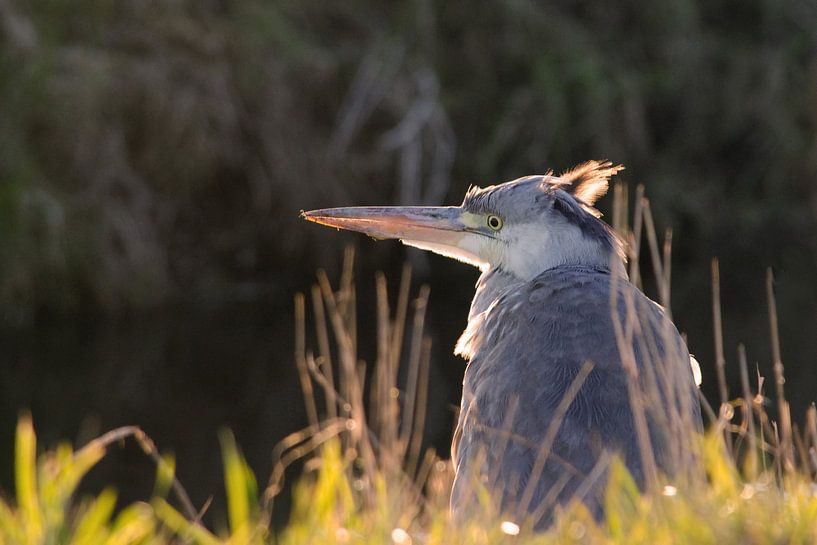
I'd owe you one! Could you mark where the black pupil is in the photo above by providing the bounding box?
[489,216,499,228]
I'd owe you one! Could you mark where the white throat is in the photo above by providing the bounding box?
[497,222,625,280]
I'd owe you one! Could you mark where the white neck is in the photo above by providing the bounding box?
[497,222,626,280]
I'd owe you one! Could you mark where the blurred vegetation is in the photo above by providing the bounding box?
[1,0,816,320]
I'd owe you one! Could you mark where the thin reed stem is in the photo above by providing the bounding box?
[407,337,432,479]
[610,270,659,491]
[311,283,337,420]
[294,293,319,428]
[516,361,595,517]
[766,268,793,474]
[738,344,758,476]
[628,185,645,289]
[401,285,431,463]
[711,259,733,453]
[662,228,673,316]
[83,426,199,521]
[642,199,667,307]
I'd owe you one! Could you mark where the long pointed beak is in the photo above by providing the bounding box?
[301,206,469,245]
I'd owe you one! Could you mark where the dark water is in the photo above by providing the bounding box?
[0,303,305,525]
[0,263,472,527]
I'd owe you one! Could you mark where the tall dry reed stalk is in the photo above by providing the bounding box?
[265,246,449,528]
[614,182,816,488]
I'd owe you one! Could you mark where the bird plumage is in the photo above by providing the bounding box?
[452,265,701,525]
[302,160,703,528]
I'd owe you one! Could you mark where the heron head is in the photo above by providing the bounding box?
[302,161,626,279]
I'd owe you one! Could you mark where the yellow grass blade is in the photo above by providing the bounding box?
[69,489,116,545]
[153,499,221,545]
[15,415,42,545]
[219,429,257,537]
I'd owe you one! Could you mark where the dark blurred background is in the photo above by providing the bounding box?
[1,0,816,527]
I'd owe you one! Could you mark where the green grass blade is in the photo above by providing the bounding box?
[69,489,116,545]
[153,499,221,545]
[0,499,25,545]
[15,415,42,545]
[152,452,176,499]
[107,502,156,545]
[219,429,257,536]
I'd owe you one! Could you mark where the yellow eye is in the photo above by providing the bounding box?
[486,214,503,231]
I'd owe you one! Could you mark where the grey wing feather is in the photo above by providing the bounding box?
[451,267,701,525]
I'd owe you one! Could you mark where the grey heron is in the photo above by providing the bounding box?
[302,161,703,526]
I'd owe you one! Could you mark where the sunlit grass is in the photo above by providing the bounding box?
[0,416,155,545]
[3,413,817,545]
